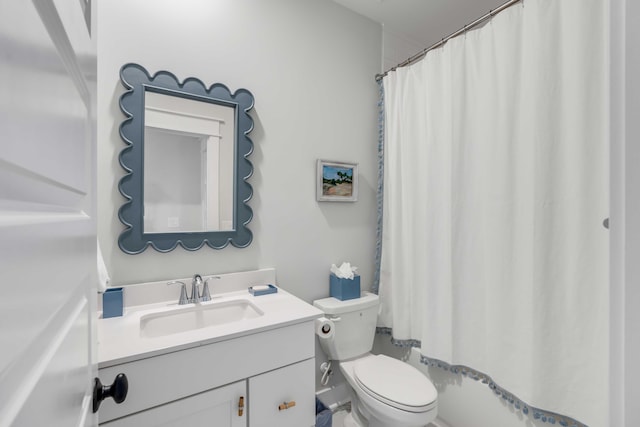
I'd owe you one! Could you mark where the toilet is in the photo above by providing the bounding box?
[313,292,438,427]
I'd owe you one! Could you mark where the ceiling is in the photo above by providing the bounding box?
[333,0,509,47]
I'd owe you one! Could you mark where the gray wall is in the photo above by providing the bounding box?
[612,0,640,425]
[97,0,382,304]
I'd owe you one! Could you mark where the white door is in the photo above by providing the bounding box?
[0,1,97,426]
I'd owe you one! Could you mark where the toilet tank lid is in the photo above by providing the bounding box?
[313,292,379,315]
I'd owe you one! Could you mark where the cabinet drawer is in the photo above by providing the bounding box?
[102,381,246,427]
[98,321,314,423]
[248,358,315,427]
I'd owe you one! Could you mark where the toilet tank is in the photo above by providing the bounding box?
[313,292,379,360]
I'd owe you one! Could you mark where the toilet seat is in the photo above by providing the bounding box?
[353,354,437,413]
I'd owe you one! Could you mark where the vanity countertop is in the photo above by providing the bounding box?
[98,286,323,368]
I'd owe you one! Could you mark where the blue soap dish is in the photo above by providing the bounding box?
[249,284,278,296]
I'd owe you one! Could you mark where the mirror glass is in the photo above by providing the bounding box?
[117,63,255,254]
[143,92,235,233]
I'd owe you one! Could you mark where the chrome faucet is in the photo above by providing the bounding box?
[168,274,220,305]
[190,274,203,303]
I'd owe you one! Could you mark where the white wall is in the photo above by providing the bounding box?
[623,0,640,418]
[610,0,640,426]
[382,30,424,72]
[97,0,382,304]
[143,130,203,233]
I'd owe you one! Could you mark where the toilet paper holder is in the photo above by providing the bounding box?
[315,317,335,339]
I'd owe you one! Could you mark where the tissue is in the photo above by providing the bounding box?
[330,262,361,300]
[330,262,358,280]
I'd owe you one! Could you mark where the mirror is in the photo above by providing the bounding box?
[118,63,255,253]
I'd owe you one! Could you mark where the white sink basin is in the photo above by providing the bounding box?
[140,299,264,338]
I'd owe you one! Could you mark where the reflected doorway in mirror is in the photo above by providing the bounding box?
[143,92,235,233]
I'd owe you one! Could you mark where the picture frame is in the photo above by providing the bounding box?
[316,160,358,202]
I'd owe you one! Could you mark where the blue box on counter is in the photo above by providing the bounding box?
[248,284,278,296]
[102,287,123,318]
[330,273,361,300]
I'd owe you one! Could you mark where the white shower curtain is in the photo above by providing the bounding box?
[378,0,608,425]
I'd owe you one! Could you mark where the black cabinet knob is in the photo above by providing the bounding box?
[92,373,128,413]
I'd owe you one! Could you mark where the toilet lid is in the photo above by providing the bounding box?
[353,354,437,412]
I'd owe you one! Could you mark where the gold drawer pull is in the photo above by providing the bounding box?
[238,396,244,416]
[278,400,296,411]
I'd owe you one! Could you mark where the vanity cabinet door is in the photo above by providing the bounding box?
[248,358,315,427]
[101,380,246,427]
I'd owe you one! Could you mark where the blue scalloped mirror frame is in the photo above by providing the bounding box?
[117,63,255,254]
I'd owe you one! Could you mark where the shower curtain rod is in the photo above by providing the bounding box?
[375,0,523,81]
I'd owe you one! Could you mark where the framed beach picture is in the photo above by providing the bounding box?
[316,160,358,202]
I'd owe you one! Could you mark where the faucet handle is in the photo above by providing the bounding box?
[201,276,220,302]
[167,281,188,305]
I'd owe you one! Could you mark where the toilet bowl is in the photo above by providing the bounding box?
[313,292,438,427]
[340,353,437,427]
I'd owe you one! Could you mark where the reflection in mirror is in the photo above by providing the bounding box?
[143,92,235,233]
[117,63,255,254]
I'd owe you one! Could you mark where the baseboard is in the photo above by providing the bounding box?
[430,418,452,427]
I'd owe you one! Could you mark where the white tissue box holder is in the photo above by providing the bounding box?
[330,273,360,300]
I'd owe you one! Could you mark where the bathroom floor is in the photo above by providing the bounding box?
[332,410,349,426]
[332,409,440,427]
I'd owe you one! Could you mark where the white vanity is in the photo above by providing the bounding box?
[97,269,322,427]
